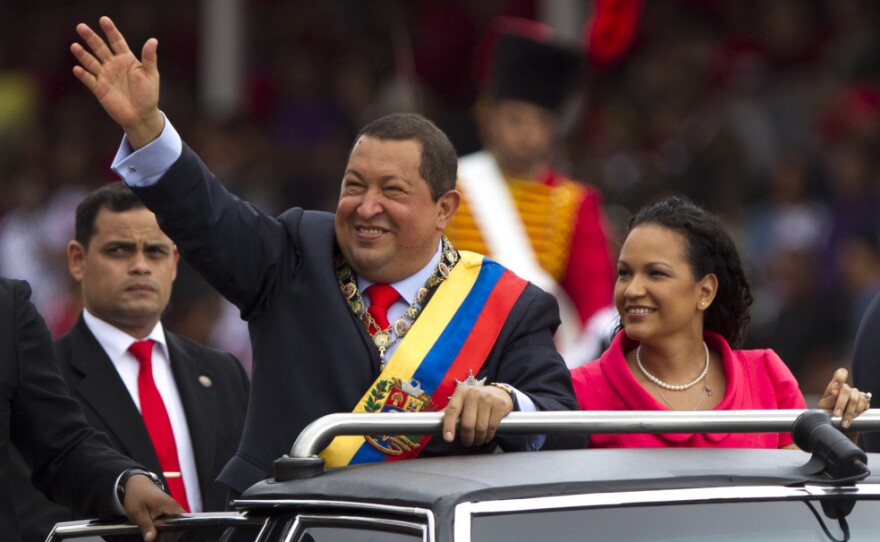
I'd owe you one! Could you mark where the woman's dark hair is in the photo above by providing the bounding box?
[622,195,753,347]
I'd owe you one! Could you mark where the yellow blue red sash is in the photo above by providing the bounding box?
[320,251,528,467]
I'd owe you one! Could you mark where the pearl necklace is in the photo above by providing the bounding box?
[636,341,709,391]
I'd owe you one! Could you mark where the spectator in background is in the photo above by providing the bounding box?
[445,16,614,358]
[742,153,830,277]
[745,244,847,397]
[0,165,88,338]
[819,137,880,291]
[10,183,249,541]
[741,152,843,396]
[837,229,880,346]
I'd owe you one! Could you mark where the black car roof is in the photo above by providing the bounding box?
[240,448,880,514]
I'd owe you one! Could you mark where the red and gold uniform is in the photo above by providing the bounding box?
[446,167,613,326]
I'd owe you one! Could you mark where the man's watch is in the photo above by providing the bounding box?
[489,382,518,410]
[116,468,165,506]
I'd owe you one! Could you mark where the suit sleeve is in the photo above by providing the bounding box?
[131,144,301,319]
[853,290,880,452]
[491,285,587,450]
[8,280,138,519]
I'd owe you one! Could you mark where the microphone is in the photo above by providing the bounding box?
[792,410,868,482]
[792,410,869,520]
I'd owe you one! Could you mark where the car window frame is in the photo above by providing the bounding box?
[453,484,880,541]
[238,499,436,542]
[284,513,429,542]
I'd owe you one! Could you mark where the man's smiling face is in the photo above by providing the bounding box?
[334,135,457,283]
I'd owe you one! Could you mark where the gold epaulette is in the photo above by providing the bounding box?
[445,176,587,281]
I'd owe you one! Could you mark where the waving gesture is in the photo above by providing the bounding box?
[71,16,164,149]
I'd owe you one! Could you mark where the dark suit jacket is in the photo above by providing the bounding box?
[0,278,139,542]
[134,145,582,494]
[852,290,880,452]
[11,316,249,541]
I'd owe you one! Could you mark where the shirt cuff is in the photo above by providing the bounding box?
[508,387,546,451]
[511,387,535,412]
[111,112,183,187]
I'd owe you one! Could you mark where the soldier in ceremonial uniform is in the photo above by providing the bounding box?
[446,17,615,358]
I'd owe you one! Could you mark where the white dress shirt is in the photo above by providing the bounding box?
[82,310,203,511]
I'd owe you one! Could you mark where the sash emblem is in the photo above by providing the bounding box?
[364,378,435,455]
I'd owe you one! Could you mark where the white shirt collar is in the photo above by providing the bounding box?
[357,240,442,306]
[82,309,169,361]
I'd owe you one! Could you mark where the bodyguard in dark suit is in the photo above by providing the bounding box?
[0,277,183,542]
[73,16,582,496]
[11,183,248,541]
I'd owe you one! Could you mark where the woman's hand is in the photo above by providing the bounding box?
[817,368,870,438]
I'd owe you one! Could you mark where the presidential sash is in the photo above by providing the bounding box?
[320,251,528,467]
[454,151,583,355]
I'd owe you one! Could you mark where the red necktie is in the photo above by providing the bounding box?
[364,284,401,335]
[129,340,191,512]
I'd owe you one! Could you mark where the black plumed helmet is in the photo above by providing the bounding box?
[486,20,586,112]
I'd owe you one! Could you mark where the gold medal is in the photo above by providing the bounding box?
[373,331,391,349]
[341,283,357,299]
[416,287,429,304]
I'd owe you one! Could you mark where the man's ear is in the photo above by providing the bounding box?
[436,189,461,231]
[67,240,87,283]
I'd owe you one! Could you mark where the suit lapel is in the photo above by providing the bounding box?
[166,332,216,496]
[66,319,162,473]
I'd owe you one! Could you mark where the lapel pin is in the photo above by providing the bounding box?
[198,375,213,388]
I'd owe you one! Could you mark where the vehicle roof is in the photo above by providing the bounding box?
[240,448,880,514]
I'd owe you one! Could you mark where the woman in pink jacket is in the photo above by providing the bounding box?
[571,196,869,449]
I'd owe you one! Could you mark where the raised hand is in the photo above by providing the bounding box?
[71,16,164,149]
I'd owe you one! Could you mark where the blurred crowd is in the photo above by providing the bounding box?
[1,0,879,394]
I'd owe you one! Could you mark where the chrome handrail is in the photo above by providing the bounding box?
[47,512,257,540]
[290,409,880,458]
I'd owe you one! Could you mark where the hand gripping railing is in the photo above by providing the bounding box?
[290,409,880,458]
[271,409,880,480]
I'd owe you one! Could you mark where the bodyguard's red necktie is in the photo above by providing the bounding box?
[129,339,191,512]
[364,283,401,335]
